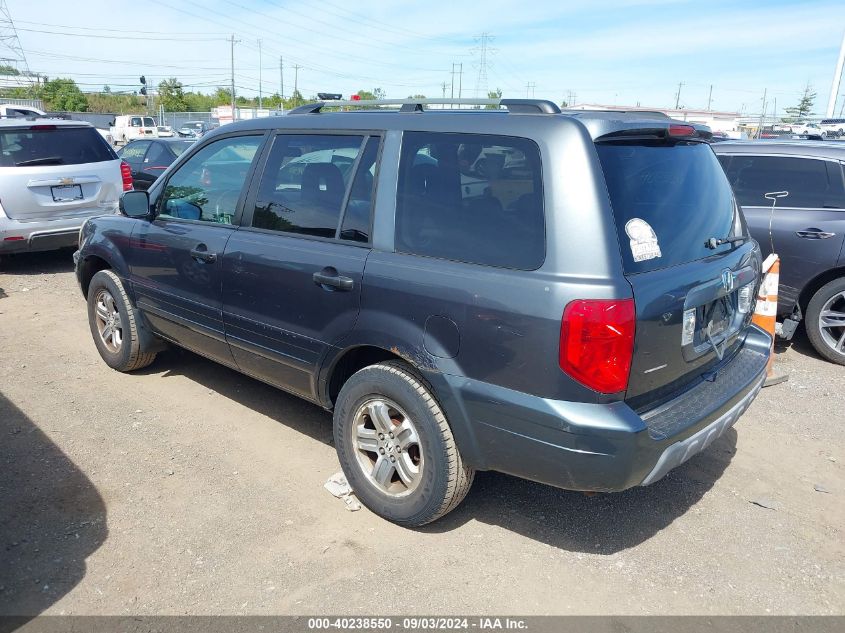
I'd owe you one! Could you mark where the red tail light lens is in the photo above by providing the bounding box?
[668,124,695,137]
[120,161,133,191]
[560,299,635,393]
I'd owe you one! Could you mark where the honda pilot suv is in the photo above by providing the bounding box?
[0,118,129,256]
[74,99,770,526]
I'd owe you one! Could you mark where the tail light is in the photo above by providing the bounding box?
[668,124,695,137]
[560,299,635,393]
[120,161,133,191]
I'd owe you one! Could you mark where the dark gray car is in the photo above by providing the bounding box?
[73,99,770,525]
[714,141,845,364]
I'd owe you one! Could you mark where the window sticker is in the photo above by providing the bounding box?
[625,218,662,262]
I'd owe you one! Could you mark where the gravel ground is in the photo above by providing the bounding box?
[0,249,843,616]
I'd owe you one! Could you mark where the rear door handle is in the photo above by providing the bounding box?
[190,247,217,263]
[795,229,836,239]
[313,271,354,291]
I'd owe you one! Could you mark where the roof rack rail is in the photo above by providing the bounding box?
[286,98,561,115]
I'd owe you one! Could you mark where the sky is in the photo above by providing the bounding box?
[5,0,845,115]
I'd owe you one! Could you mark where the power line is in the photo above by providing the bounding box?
[15,26,223,41]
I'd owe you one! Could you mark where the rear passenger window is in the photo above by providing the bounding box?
[252,134,364,238]
[395,132,544,269]
[721,155,845,209]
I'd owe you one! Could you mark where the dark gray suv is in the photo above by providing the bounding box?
[714,141,845,364]
[74,99,770,525]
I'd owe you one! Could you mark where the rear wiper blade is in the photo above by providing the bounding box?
[15,156,64,166]
[704,235,748,249]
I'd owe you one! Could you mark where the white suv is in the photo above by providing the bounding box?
[0,119,129,255]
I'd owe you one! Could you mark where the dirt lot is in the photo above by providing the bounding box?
[1,249,843,616]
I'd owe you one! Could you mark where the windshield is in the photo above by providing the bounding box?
[596,141,741,274]
[0,126,116,167]
[186,122,203,129]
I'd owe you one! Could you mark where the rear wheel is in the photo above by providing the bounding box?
[333,361,474,526]
[87,269,157,372]
[805,277,845,365]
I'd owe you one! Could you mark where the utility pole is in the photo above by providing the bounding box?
[756,88,767,139]
[230,34,238,122]
[525,82,536,98]
[292,64,301,106]
[707,84,713,111]
[458,63,463,99]
[826,29,845,117]
[279,56,284,108]
[674,82,684,109]
[258,39,263,110]
[441,81,447,99]
[450,63,456,100]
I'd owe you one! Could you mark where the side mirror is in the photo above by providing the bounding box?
[119,190,151,218]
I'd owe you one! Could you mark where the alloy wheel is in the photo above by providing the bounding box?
[818,290,845,355]
[94,289,123,353]
[350,397,424,497]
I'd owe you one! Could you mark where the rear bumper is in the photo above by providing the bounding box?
[436,324,770,492]
[0,214,102,254]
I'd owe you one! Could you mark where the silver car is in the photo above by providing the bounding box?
[0,119,127,255]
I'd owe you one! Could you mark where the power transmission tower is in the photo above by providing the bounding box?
[474,32,492,97]
[525,82,536,98]
[0,0,31,77]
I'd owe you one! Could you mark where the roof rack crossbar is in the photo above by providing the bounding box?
[286,98,561,115]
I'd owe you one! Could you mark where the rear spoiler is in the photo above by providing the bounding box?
[596,122,712,143]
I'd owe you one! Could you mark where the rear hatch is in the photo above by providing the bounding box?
[595,132,762,411]
[0,124,122,221]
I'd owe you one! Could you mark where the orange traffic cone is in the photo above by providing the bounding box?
[752,254,788,387]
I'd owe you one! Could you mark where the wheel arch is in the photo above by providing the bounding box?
[798,266,845,314]
[320,343,486,470]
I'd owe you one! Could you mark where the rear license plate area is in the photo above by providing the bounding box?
[697,296,734,344]
[51,184,83,202]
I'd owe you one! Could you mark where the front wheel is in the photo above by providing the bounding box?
[333,361,474,526]
[805,277,845,365]
[87,269,157,372]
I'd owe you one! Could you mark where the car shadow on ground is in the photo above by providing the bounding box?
[134,348,737,554]
[0,249,76,276]
[774,325,827,364]
[423,430,736,553]
[132,347,335,446]
[0,392,108,619]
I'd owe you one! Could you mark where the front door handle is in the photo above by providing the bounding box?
[313,271,354,291]
[190,247,217,263]
[795,229,836,239]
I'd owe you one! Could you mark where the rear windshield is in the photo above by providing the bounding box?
[0,126,116,167]
[171,140,193,156]
[596,142,740,273]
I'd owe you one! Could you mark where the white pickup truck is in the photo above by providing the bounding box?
[110,115,159,145]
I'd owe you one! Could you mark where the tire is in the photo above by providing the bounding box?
[333,361,474,527]
[87,269,157,372]
[805,277,845,365]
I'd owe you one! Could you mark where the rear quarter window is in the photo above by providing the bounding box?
[596,141,739,273]
[0,126,116,167]
[395,131,545,270]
